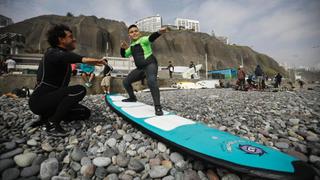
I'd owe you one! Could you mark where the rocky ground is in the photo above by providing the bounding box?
[0,86,319,180]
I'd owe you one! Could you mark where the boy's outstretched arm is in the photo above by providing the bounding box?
[149,27,167,42]
[120,42,132,58]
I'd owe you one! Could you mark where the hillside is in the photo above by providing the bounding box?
[0,14,286,76]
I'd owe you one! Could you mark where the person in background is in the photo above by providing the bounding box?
[0,59,7,75]
[71,63,77,76]
[297,79,305,89]
[237,66,246,90]
[28,24,106,136]
[120,24,167,116]
[254,65,264,90]
[167,61,174,78]
[101,63,113,95]
[189,61,196,79]
[219,79,224,88]
[5,56,16,74]
[274,73,282,88]
[80,63,95,87]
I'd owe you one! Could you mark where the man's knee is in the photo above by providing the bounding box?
[76,84,86,93]
[70,85,87,99]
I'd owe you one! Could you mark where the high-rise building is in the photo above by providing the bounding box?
[175,18,200,32]
[0,15,13,28]
[135,15,162,32]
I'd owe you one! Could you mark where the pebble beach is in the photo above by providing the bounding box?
[0,87,319,180]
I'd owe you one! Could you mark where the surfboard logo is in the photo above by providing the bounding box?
[239,145,266,156]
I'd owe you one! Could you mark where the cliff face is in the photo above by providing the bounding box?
[0,15,285,75]
[153,31,285,75]
[0,15,128,57]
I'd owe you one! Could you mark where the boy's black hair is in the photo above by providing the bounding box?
[128,24,138,31]
[47,24,72,47]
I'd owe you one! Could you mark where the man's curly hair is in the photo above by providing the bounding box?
[47,24,72,47]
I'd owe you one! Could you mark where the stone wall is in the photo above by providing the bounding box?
[0,74,196,95]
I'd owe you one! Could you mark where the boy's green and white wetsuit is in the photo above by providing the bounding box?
[120,31,162,107]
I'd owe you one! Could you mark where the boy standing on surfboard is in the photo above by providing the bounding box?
[120,25,167,116]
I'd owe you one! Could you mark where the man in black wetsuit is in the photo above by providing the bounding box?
[120,25,167,116]
[189,61,196,79]
[167,61,174,78]
[28,24,106,136]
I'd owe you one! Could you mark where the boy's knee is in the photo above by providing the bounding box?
[147,78,157,88]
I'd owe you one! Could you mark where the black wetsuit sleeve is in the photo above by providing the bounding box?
[49,50,83,64]
[120,48,126,58]
[36,60,43,84]
[148,32,161,42]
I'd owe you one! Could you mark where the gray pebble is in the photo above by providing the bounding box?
[116,154,130,167]
[103,148,118,158]
[149,165,169,178]
[93,157,111,167]
[183,169,200,180]
[128,158,145,172]
[2,167,20,180]
[3,141,16,150]
[306,136,320,142]
[0,148,23,159]
[71,147,86,162]
[309,155,320,163]
[40,158,59,180]
[275,142,289,149]
[106,173,119,180]
[80,156,91,166]
[26,139,38,146]
[51,176,71,180]
[123,134,133,142]
[157,142,167,153]
[0,159,15,173]
[14,152,37,167]
[107,165,121,173]
[95,167,107,178]
[170,152,184,163]
[221,173,241,180]
[106,138,117,147]
[20,165,40,177]
[70,161,81,171]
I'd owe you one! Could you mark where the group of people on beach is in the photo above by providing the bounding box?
[236,64,305,91]
[236,65,271,91]
[28,24,167,136]
[236,65,267,91]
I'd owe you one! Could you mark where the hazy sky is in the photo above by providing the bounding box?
[1,0,320,68]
